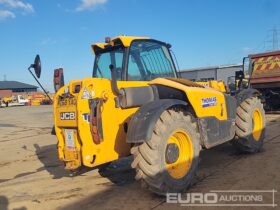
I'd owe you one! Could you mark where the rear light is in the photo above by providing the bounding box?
[53,68,64,93]
[89,99,104,144]
[54,69,60,77]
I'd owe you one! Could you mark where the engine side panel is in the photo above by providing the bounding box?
[149,78,228,120]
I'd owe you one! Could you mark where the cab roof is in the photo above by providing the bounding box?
[91,36,150,54]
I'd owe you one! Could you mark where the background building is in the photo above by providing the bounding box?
[179,64,243,82]
[0,81,38,97]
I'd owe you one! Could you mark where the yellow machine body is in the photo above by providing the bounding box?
[54,79,149,168]
[54,79,227,169]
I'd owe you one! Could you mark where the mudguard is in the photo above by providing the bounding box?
[126,99,187,143]
[236,88,260,105]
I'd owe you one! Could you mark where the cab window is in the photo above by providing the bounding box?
[93,47,124,80]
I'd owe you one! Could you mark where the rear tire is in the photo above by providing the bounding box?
[233,97,265,153]
[131,109,200,195]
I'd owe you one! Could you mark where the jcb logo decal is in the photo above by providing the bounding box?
[60,112,75,120]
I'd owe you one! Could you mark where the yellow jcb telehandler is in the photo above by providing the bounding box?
[29,36,265,195]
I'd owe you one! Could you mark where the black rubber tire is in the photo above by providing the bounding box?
[233,97,265,153]
[131,109,200,195]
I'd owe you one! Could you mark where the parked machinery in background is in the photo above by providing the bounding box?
[243,50,280,110]
[0,97,12,107]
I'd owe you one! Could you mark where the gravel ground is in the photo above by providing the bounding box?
[0,106,279,210]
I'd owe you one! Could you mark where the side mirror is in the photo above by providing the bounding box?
[53,68,65,92]
[29,55,41,78]
[243,56,253,74]
[28,54,53,103]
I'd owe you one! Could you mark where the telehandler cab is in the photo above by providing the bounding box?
[29,36,265,195]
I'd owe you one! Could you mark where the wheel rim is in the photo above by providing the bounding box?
[165,130,193,179]
[252,108,263,141]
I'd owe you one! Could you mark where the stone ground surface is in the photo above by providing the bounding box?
[0,105,279,210]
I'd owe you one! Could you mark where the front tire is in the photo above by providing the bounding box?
[131,109,200,195]
[233,97,265,153]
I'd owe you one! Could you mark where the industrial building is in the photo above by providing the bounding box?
[0,81,38,98]
[179,64,243,83]
[0,81,38,93]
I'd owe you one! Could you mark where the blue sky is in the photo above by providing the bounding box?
[0,0,279,92]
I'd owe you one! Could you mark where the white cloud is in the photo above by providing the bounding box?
[0,9,15,20]
[76,0,107,11]
[0,0,34,13]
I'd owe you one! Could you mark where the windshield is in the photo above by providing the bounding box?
[127,40,176,80]
[93,47,124,80]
